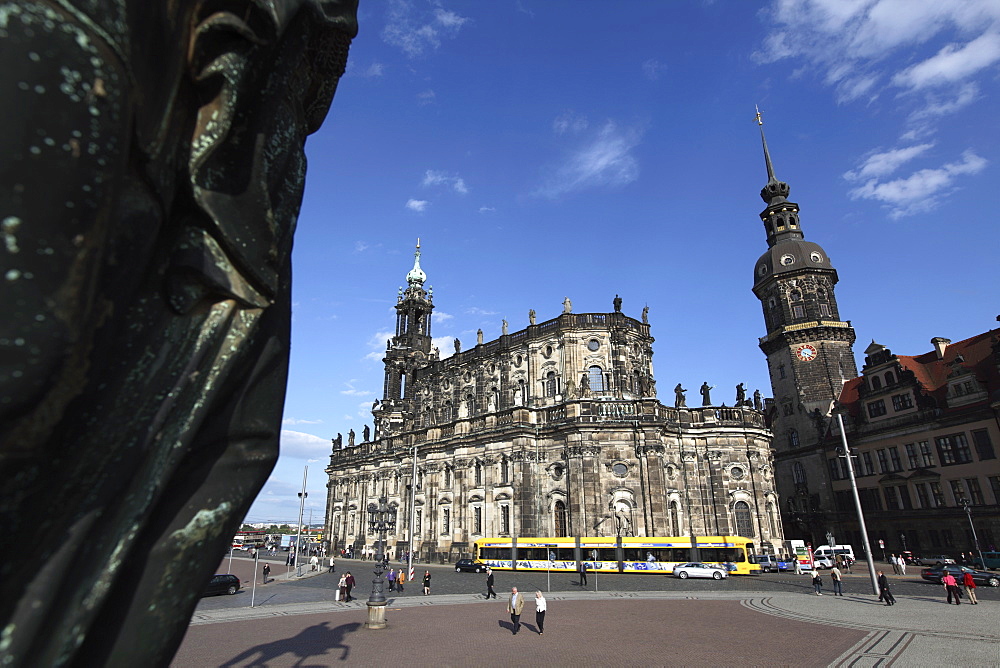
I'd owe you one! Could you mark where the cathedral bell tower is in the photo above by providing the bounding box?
[375,240,437,438]
[750,111,858,542]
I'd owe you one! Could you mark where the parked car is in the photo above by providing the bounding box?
[812,557,835,570]
[672,562,728,580]
[754,555,786,573]
[916,554,955,566]
[454,559,487,573]
[920,565,1000,587]
[203,573,241,597]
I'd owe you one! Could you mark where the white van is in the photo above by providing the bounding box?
[814,544,855,563]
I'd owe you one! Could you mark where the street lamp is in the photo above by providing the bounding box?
[365,496,397,629]
[960,500,986,569]
[835,413,880,595]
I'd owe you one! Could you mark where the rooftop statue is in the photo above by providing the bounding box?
[0,2,358,665]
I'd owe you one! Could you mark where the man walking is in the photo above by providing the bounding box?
[345,571,356,602]
[877,570,895,606]
[328,556,336,574]
[830,565,843,596]
[387,567,396,592]
[579,561,588,587]
[507,587,524,635]
[262,563,271,584]
[486,567,497,599]
[962,570,978,604]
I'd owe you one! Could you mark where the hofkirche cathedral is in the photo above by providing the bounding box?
[324,121,857,561]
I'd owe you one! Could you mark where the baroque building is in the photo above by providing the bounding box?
[325,245,784,562]
[828,329,1000,557]
[751,115,859,545]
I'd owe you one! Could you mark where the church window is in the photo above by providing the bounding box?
[817,288,827,300]
[554,500,567,537]
[788,429,799,447]
[545,371,558,397]
[792,462,806,485]
[588,366,605,392]
[515,355,523,366]
[587,339,600,351]
[442,508,450,535]
[444,466,452,488]
[334,514,341,536]
[466,393,475,415]
[349,514,356,535]
[819,303,831,317]
[766,502,777,536]
[475,461,483,486]
[789,290,801,301]
[500,457,511,484]
[810,251,823,263]
[669,501,680,536]
[473,506,482,534]
[500,505,510,534]
[734,501,755,538]
[415,509,422,535]
[444,401,453,422]
[792,304,805,319]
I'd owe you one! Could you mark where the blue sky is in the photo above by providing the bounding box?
[245,0,1000,524]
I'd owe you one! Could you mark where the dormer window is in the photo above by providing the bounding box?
[885,371,895,385]
[871,376,882,391]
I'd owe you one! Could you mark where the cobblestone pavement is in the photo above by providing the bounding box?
[181,559,1000,667]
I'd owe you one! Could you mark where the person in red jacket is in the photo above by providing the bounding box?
[345,571,356,602]
[962,570,979,604]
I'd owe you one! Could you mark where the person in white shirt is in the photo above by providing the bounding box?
[534,591,547,635]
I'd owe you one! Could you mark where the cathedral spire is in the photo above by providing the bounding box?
[405,238,427,287]
[754,107,790,206]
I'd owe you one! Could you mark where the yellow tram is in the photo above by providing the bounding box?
[473,535,760,575]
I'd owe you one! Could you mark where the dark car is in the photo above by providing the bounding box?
[920,564,1000,588]
[203,573,242,596]
[454,559,486,573]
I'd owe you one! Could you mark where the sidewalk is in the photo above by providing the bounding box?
[177,590,1000,667]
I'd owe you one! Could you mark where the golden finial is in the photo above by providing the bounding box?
[755,105,763,126]
[416,237,421,249]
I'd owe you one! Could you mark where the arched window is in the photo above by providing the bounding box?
[793,462,806,485]
[545,371,557,397]
[475,461,483,486]
[766,501,777,536]
[669,501,680,536]
[734,501,755,538]
[789,290,802,302]
[554,500,567,537]
[788,429,799,447]
[885,371,895,385]
[465,393,475,415]
[871,376,882,390]
[588,366,605,392]
[443,401,453,422]
[444,466,452,488]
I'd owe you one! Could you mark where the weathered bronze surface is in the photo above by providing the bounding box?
[0,1,357,665]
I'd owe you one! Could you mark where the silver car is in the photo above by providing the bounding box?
[672,562,728,580]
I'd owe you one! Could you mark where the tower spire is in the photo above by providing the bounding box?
[756,105,777,182]
[406,238,426,286]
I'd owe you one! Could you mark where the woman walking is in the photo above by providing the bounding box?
[396,568,405,593]
[962,571,978,604]
[534,591,547,635]
[423,570,431,595]
[338,574,347,602]
[812,571,824,595]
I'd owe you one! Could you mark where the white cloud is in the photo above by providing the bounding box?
[383,1,471,57]
[848,149,987,218]
[433,311,454,323]
[350,61,384,78]
[478,206,496,213]
[908,83,980,122]
[553,111,589,135]
[422,170,468,194]
[279,430,330,459]
[340,379,374,397]
[642,58,667,80]
[843,143,935,181]
[406,199,429,212]
[282,417,323,425]
[417,89,436,105]
[536,120,642,198]
[363,329,395,363]
[892,32,1000,90]
[465,307,498,316]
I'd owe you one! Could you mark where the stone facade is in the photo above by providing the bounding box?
[324,247,784,562]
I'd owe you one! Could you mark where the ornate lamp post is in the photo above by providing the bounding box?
[365,496,396,629]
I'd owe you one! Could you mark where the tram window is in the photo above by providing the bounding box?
[658,548,691,561]
[700,548,745,563]
[556,548,575,560]
[481,547,511,560]
[520,547,548,560]
[593,548,617,561]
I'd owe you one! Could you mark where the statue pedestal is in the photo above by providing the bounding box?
[365,602,387,629]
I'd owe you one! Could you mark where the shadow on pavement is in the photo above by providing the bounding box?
[219,621,361,666]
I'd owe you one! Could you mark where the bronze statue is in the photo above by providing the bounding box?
[700,382,715,406]
[454,338,462,353]
[348,429,356,447]
[674,383,687,408]
[613,294,622,312]
[363,425,371,442]
[736,383,747,406]
[0,2,358,665]
[754,389,763,411]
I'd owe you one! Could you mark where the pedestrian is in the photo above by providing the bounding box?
[396,568,405,593]
[328,556,336,574]
[830,565,843,596]
[793,559,802,575]
[310,555,319,572]
[422,570,431,595]
[486,567,497,599]
[338,574,347,601]
[962,570,979,604]
[942,572,962,605]
[262,563,271,584]
[534,591,546,635]
[507,587,524,635]
[579,561,588,586]
[345,571,355,602]
[845,556,854,574]
[812,571,824,595]
[877,570,895,606]
[387,567,396,592]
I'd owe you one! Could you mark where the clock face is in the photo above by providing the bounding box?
[796,344,818,362]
